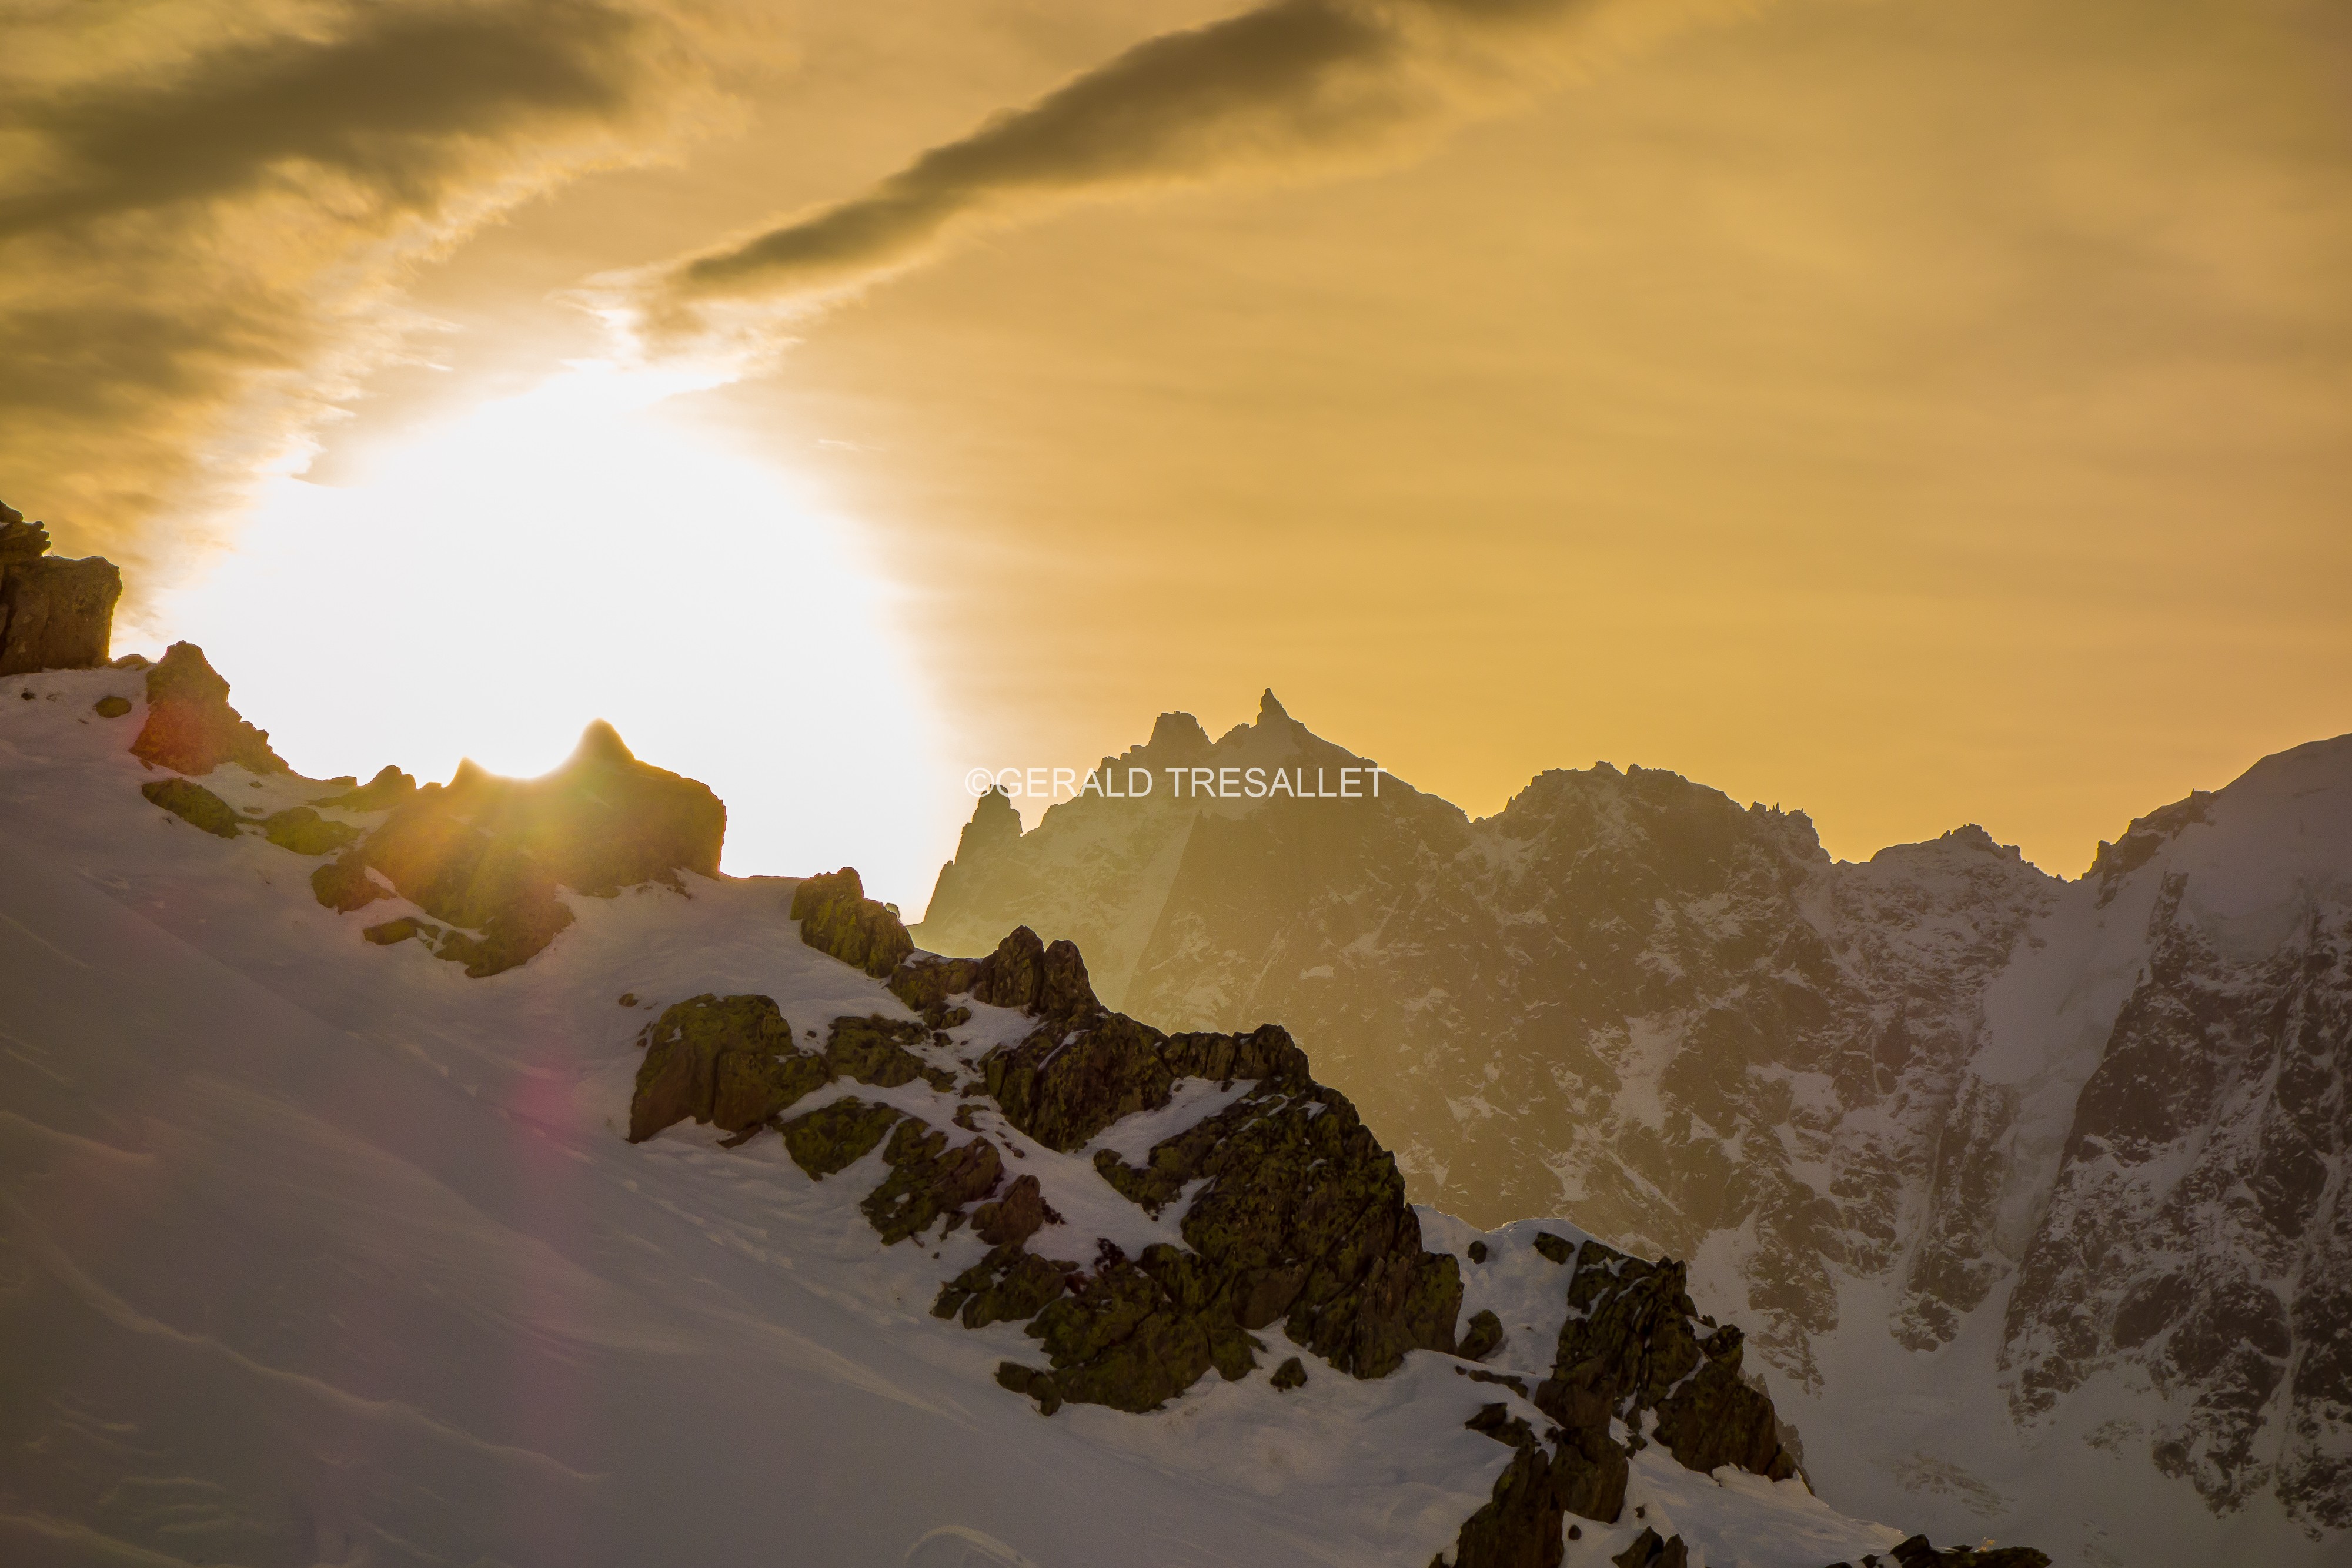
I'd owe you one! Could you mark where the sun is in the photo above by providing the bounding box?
[154,364,954,909]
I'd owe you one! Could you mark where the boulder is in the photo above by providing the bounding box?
[791,867,913,978]
[0,511,121,676]
[260,807,360,857]
[140,778,242,838]
[311,854,391,912]
[970,1174,1060,1248]
[1459,1309,1506,1363]
[130,643,286,775]
[627,994,821,1143]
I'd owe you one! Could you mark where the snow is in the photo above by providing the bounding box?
[0,665,1912,1568]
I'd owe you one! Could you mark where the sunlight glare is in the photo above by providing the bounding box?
[155,363,953,910]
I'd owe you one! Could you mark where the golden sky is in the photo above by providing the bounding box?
[5,0,2347,905]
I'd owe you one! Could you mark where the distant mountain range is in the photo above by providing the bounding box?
[917,691,2352,1565]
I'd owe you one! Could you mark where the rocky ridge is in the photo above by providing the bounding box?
[125,644,724,978]
[612,864,2039,1568]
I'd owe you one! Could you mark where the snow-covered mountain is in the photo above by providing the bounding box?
[0,653,2034,1567]
[916,692,2352,1566]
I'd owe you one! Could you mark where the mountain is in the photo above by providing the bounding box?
[915,692,2352,1566]
[0,653,2032,1567]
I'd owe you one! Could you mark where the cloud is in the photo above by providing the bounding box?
[0,0,727,587]
[620,0,1739,341]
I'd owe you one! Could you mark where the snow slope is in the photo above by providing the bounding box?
[0,666,1909,1568]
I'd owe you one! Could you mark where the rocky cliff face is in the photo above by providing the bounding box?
[916,698,2352,1546]
[0,503,121,676]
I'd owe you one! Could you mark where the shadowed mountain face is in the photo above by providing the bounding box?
[917,698,2352,1536]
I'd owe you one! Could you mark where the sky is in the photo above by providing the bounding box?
[4,0,2348,910]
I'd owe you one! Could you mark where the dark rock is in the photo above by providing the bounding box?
[1882,1537,2049,1568]
[0,521,120,675]
[1534,1240,1802,1483]
[971,1174,1060,1248]
[823,1014,930,1088]
[140,778,241,838]
[791,867,913,979]
[1459,1366,1531,1397]
[860,1116,1003,1244]
[260,807,360,857]
[362,917,435,947]
[779,1097,901,1179]
[1466,1402,1537,1447]
[1449,1412,1633,1568]
[311,854,390,912]
[934,1245,1077,1329]
[1468,1239,1489,1264]
[1090,1064,1461,1381]
[888,953,981,1014]
[1271,1356,1307,1392]
[1610,1529,1686,1568]
[995,1361,1063,1415]
[627,994,821,1143]
[617,992,638,1007]
[92,696,130,718]
[131,643,285,775]
[1460,1309,1506,1363]
[1534,1232,1575,1264]
[1017,1242,1250,1411]
[312,765,416,812]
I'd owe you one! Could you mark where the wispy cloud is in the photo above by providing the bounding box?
[614,0,1742,344]
[0,0,728,582]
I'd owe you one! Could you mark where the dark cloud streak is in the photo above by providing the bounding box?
[0,0,653,237]
[639,0,1690,329]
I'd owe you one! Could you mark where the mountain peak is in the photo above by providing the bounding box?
[1258,688,1291,725]
[570,718,637,767]
[1145,710,1212,756]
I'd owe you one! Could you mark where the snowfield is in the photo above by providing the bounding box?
[0,666,1911,1568]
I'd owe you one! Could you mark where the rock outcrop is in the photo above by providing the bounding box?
[318,720,725,977]
[130,642,287,775]
[790,867,913,978]
[140,778,244,838]
[0,506,121,676]
[1538,1240,1801,1481]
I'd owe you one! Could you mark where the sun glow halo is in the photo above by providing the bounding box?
[151,363,954,909]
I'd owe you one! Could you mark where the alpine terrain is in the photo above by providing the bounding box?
[0,530,2033,1567]
[918,691,2352,1568]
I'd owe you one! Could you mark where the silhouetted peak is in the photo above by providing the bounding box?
[570,718,637,767]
